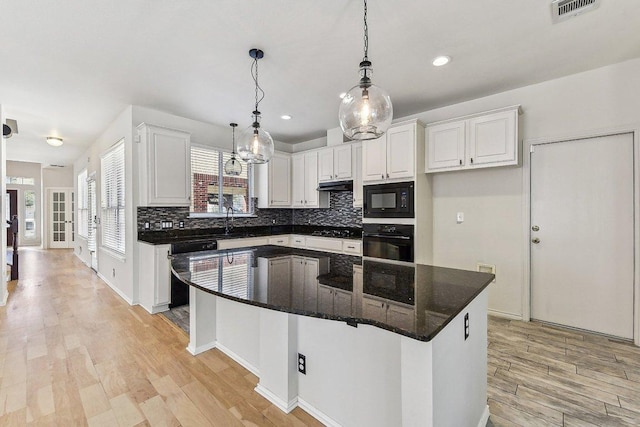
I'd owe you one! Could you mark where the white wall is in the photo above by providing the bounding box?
[6,160,43,247]
[74,106,135,304]
[43,166,73,188]
[404,57,640,318]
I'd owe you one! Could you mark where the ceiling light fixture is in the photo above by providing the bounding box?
[46,136,63,147]
[339,92,347,99]
[338,0,392,140]
[224,123,242,176]
[281,115,292,120]
[432,55,451,66]
[237,48,274,164]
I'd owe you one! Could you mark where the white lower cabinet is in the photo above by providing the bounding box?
[319,284,353,317]
[138,243,171,314]
[290,256,328,312]
[267,257,292,306]
[268,235,290,246]
[362,295,415,330]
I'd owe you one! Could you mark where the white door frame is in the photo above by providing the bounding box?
[522,125,640,346]
[45,187,74,249]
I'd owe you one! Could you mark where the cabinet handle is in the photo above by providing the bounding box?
[386,173,389,178]
[381,174,384,179]
[459,159,462,165]
[347,245,354,249]
[470,158,474,164]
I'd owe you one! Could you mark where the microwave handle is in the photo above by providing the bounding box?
[363,234,411,240]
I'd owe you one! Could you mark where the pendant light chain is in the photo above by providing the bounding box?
[363,0,369,62]
[252,57,265,117]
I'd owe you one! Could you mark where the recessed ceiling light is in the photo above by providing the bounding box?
[339,92,347,99]
[281,115,292,120]
[46,136,63,147]
[432,56,451,67]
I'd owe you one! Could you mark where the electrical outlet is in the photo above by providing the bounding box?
[298,353,306,375]
[464,313,470,340]
[112,268,116,278]
[179,221,185,228]
[144,222,150,230]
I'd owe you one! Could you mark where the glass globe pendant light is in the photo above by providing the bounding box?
[224,123,243,176]
[338,0,393,140]
[237,48,275,164]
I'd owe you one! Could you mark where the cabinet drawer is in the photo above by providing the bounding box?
[291,235,306,247]
[305,237,343,253]
[342,240,362,255]
[268,236,290,246]
[217,237,269,250]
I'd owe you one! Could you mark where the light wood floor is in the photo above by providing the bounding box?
[0,249,323,426]
[2,249,640,426]
[488,316,640,426]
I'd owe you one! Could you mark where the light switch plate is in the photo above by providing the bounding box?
[456,212,464,223]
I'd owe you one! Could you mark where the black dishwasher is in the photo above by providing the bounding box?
[169,239,217,308]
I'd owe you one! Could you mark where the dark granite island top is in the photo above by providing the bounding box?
[170,245,494,341]
[172,245,494,426]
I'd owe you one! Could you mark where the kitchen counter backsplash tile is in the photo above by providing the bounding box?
[137,192,362,232]
[293,192,362,228]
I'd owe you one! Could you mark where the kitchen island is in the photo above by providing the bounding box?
[171,245,494,427]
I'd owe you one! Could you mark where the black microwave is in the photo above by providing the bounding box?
[363,181,414,218]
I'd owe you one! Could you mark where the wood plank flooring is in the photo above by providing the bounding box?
[488,316,640,426]
[2,248,640,426]
[0,249,323,426]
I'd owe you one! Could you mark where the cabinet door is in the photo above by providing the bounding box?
[333,145,353,180]
[291,256,305,310]
[362,296,387,322]
[318,148,335,182]
[144,125,191,206]
[386,123,415,180]
[304,152,320,207]
[291,154,305,207]
[268,257,292,306]
[303,258,319,311]
[269,153,291,206]
[362,136,387,182]
[334,289,353,317]
[468,109,517,166]
[317,285,335,315]
[154,245,171,307]
[352,143,363,207]
[387,302,415,330]
[426,121,466,172]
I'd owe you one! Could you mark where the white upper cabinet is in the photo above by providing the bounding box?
[137,123,191,206]
[318,145,353,182]
[292,151,328,209]
[256,151,292,208]
[425,106,520,173]
[362,121,420,183]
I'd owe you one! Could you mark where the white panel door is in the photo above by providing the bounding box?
[291,154,305,207]
[386,123,415,180]
[49,189,74,249]
[530,133,634,339]
[468,109,517,166]
[426,121,466,171]
[333,145,353,180]
[362,136,387,182]
[304,152,319,207]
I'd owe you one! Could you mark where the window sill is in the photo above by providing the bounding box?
[99,247,126,262]
[188,213,257,219]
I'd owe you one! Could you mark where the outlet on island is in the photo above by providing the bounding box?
[298,353,306,375]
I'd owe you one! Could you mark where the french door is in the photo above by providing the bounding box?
[530,133,634,339]
[87,178,98,271]
[49,188,74,249]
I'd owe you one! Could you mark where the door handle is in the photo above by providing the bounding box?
[532,238,540,244]
[532,225,539,232]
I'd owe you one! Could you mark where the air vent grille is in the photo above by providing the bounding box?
[552,0,600,23]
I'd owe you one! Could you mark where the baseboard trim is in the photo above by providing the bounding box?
[254,385,298,414]
[215,342,260,377]
[297,398,341,427]
[477,405,490,427]
[186,342,216,356]
[97,272,134,305]
[488,309,522,321]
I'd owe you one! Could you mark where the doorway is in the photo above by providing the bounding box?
[5,190,17,247]
[48,188,74,249]
[530,133,635,339]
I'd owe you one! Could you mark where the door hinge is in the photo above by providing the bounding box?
[530,145,535,153]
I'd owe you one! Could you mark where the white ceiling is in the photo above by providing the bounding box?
[1,0,639,166]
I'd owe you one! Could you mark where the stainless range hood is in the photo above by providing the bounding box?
[317,180,353,192]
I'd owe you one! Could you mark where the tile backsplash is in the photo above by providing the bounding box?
[137,192,362,231]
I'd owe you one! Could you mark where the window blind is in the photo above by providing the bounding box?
[77,169,89,238]
[101,140,125,255]
[190,146,252,215]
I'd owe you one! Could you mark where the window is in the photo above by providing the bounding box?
[77,169,88,238]
[5,176,35,185]
[24,190,36,239]
[190,146,252,215]
[101,140,125,255]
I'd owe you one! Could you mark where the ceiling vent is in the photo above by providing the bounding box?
[552,0,600,23]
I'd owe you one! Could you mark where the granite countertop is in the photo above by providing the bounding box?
[170,246,494,342]
[138,225,363,245]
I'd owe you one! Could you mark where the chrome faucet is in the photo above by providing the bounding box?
[225,205,234,235]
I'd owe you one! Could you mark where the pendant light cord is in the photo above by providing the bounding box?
[252,58,265,119]
[363,0,369,62]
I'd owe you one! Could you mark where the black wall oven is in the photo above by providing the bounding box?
[362,224,414,263]
[363,181,414,218]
